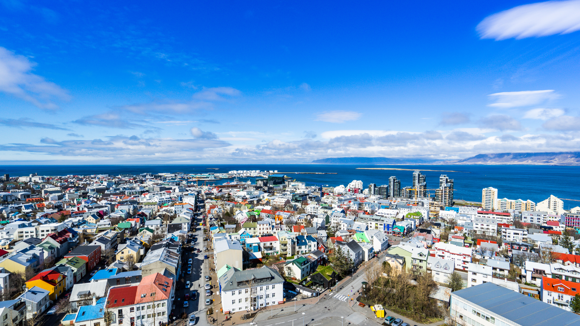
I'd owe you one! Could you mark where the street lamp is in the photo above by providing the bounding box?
[341,316,344,326]
[302,312,305,326]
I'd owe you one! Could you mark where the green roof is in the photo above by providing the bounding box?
[56,256,86,270]
[242,222,257,228]
[117,222,132,229]
[405,212,422,218]
[217,264,232,279]
[315,265,337,281]
[289,256,308,267]
[354,233,369,243]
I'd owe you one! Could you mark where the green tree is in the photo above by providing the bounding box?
[561,234,574,254]
[448,272,463,292]
[329,245,353,278]
[571,294,580,314]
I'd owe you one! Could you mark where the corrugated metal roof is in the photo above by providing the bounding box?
[452,283,580,326]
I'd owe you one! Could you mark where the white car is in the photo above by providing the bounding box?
[188,258,193,264]
[47,307,56,315]
[186,281,191,288]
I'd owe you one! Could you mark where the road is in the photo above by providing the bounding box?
[173,213,211,326]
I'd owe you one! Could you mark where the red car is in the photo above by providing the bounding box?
[185,293,190,300]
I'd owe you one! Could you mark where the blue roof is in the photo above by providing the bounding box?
[20,286,49,303]
[89,268,119,281]
[110,270,141,279]
[452,283,580,326]
[296,235,306,246]
[75,298,106,322]
[270,174,285,178]
[62,314,76,322]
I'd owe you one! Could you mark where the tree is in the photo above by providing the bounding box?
[126,255,136,271]
[571,294,580,314]
[55,295,71,314]
[329,245,353,278]
[561,234,574,254]
[103,248,116,265]
[448,272,463,292]
[382,261,392,277]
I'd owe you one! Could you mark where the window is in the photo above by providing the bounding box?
[272,285,275,289]
[147,314,151,319]
[260,287,263,291]
[130,308,134,313]
[266,294,270,298]
[238,290,242,295]
[245,298,248,302]
[162,303,165,307]
[245,289,248,293]
[162,312,166,316]
[239,299,242,303]
[272,301,276,305]
[232,291,235,296]
[266,286,269,290]
[232,300,235,304]
[137,307,140,311]
[147,305,151,309]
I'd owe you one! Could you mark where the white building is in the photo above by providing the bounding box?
[473,217,497,236]
[219,266,284,313]
[432,242,472,271]
[501,227,528,243]
[428,256,454,284]
[537,195,565,215]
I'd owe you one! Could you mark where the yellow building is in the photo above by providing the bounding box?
[0,252,38,276]
[116,241,142,264]
[26,268,67,300]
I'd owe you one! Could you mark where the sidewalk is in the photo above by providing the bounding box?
[351,296,447,326]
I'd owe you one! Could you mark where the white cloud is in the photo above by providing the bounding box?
[488,90,558,108]
[320,130,398,139]
[316,111,362,123]
[190,127,217,139]
[0,47,70,109]
[299,83,311,92]
[477,0,580,40]
[543,115,580,130]
[479,114,522,131]
[523,108,565,120]
[192,87,241,101]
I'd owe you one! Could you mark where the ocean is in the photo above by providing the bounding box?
[1,164,579,207]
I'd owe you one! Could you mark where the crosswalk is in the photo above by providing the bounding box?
[330,293,349,302]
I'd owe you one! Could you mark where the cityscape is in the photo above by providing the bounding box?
[2,1,580,326]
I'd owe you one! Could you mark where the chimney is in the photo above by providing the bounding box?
[93,294,96,306]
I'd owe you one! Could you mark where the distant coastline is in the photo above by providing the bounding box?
[357,167,463,172]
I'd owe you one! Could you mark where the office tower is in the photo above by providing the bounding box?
[368,183,377,195]
[412,170,427,198]
[377,185,388,198]
[388,176,401,198]
[482,187,498,210]
[436,174,454,207]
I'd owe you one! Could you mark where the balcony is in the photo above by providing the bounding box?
[554,298,570,306]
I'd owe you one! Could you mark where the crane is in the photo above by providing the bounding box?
[405,187,441,206]
[561,198,580,202]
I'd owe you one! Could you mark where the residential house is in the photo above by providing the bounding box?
[26,267,67,300]
[432,242,472,271]
[73,297,106,326]
[70,281,109,311]
[295,235,317,255]
[219,266,284,313]
[337,240,364,267]
[20,286,50,318]
[64,245,102,272]
[0,298,26,326]
[542,276,580,312]
[0,252,40,276]
[116,240,144,266]
[56,257,87,283]
[258,236,279,256]
[428,256,454,284]
[141,241,180,279]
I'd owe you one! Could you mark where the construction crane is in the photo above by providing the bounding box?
[405,187,441,206]
[561,198,580,202]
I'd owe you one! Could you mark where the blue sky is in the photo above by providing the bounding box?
[2,0,580,163]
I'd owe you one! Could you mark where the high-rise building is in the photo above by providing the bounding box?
[536,195,565,215]
[3,174,8,181]
[412,170,427,198]
[368,183,377,196]
[482,187,498,210]
[388,176,400,198]
[377,185,388,198]
[436,174,454,207]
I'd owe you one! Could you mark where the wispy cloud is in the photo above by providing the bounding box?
[543,115,580,131]
[488,90,558,108]
[523,108,565,120]
[316,111,361,123]
[192,87,241,101]
[0,118,69,130]
[0,47,70,110]
[479,114,522,131]
[299,83,311,92]
[440,112,471,126]
[73,112,150,129]
[67,133,84,137]
[478,0,580,40]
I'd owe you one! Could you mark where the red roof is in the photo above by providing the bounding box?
[543,276,580,297]
[478,210,510,216]
[546,221,560,226]
[259,236,278,242]
[497,223,511,228]
[548,230,562,235]
[552,252,580,265]
[477,239,497,246]
[107,286,138,308]
[261,210,274,215]
[135,273,173,303]
[28,268,64,286]
[293,225,305,233]
[330,236,343,242]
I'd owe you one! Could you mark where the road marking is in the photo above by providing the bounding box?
[276,322,284,325]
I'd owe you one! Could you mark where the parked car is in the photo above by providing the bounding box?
[205,283,211,290]
[186,281,190,288]
[183,301,189,308]
[185,293,190,300]
[400,323,410,326]
[191,291,198,300]
[206,290,211,296]
[384,316,395,325]
[187,268,192,274]
[205,275,210,281]
[204,255,208,259]
[188,258,193,264]
[47,307,56,315]
[189,314,197,326]
[205,299,212,305]
[391,319,403,326]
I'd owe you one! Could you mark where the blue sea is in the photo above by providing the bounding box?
[1,164,579,207]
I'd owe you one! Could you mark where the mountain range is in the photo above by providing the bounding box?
[312,152,580,165]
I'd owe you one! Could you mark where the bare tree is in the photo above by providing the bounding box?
[125,255,136,271]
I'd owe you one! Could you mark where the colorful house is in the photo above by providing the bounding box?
[56,257,87,283]
[26,268,67,300]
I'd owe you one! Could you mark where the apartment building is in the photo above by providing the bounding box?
[219,266,284,313]
[432,242,472,271]
[481,187,498,211]
[473,217,497,236]
[501,227,528,242]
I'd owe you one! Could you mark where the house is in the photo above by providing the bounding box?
[337,240,364,267]
[214,237,243,272]
[365,229,389,253]
[219,266,284,313]
[104,273,175,326]
[428,256,454,284]
[70,281,109,311]
[383,253,406,274]
[141,241,181,278]
[0,298,26,326]
[432,242,472,271]
[116,240,143,266]
[542,276,580,312]
[54,264,75,291]
[501,227,528,242]
[64,245,102,272]
[56,257,87,283]
[387,244,428,273]
[73,297,106,326]
[20,286,50,318]
[258,236,280,256]
[284,256,319,280]
[26,267,67,300]
[308,265,338,289]
[524,261,552,287]
[0,252,41,276]
[296,235,317,255]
